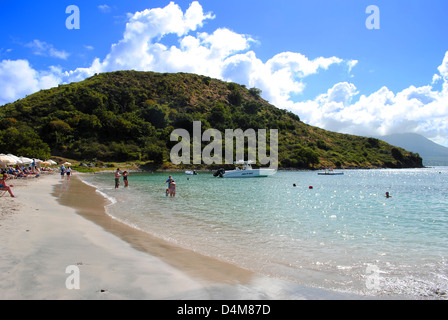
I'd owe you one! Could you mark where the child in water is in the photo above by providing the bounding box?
[165,188,170,197]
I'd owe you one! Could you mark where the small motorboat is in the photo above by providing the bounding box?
[213,160,276,178]
[185,170,197,175]
[317,168,344,175]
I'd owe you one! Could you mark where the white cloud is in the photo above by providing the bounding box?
[289,57,448,146]
[1,1,346,102]
[98,4,111,13]
[348,59,358,73]
[0,59,61,105]
[438,51,448,79]
[25,40,70,60]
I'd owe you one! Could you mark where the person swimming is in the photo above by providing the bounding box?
[385,192,392,198]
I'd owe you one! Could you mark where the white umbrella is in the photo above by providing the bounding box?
[48,160,57,165]
[19,156,33,165]
[6,154,22,164]
[63,162,72,166]
[0,154,17,166]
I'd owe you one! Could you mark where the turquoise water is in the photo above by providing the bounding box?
[81,167,448,298]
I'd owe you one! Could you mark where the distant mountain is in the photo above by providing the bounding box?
[380,133,448,166]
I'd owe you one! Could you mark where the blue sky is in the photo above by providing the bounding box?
[1,0,448,146]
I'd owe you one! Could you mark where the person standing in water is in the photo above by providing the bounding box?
[169,179,176,197]
[123,171,129,188]
[115,168,121,189]
[165,175,173,187]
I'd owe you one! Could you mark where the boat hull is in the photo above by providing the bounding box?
[317,172,344,175]
[222,169,276,178]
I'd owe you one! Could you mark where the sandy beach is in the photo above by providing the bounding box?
[0,172,361,300]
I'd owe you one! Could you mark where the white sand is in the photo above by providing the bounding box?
[0,173,360,300]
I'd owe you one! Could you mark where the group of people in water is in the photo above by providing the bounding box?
[114,168,129,189]
[165,175,176,197]
[113,170,176,197]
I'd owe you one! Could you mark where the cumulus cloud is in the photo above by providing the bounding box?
[289,58,448,146]
[0,59,61,105]
[0,1,346,103]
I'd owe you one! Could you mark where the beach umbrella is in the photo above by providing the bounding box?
[19,156,33,165]
[6,154,22,164]
[34,159,43,167]
[0,154,17,166]
[41,161,52,166]
[48,160,57,165]
[63,162,72,166]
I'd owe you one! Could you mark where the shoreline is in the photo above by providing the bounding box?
[0,173,364,299]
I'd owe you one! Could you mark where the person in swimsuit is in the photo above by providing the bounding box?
[0,174,15,197]
[66,167,71,180]
[115,168,121,189]
[169,180,176,197]
[123,171,129,187]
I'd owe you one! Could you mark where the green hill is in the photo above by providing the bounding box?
[0,70,422,169]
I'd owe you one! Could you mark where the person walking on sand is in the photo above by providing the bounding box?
[60,164,65,179]
[0,174,15,197]
[115,168,121,189]
[123,171,129,187]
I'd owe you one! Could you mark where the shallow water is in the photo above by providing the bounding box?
[81,167,448,298]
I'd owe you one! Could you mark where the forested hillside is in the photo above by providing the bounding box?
[0,71,422,169]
